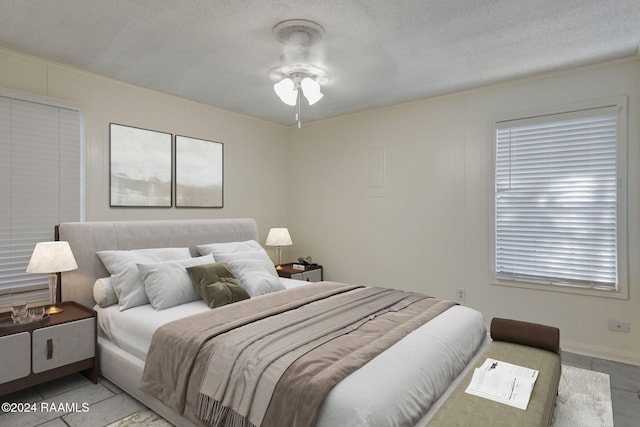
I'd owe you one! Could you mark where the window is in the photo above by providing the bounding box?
[493,98,627,298]
[0,90,82,309]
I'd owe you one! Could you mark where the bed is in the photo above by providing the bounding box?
[58,218,487,427]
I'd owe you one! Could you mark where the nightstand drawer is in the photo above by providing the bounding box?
[0,332,31,383]
[301,269,322,282]
[32,318,95,373]
[286,269,322,282]
[289,271,304,280]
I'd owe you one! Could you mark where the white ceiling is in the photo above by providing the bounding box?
[1,1,639,126]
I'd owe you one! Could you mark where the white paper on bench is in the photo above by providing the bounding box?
[465,358,539,410]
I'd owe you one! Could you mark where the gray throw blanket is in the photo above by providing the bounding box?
[140,282,456,427]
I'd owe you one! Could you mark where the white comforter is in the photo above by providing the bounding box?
[96,280,486,427]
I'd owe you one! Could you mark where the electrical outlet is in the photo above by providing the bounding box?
[456,288,466,302]
[607,319,630,333]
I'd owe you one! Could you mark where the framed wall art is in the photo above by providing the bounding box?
[175,135,224,208]
[109,123,173,207]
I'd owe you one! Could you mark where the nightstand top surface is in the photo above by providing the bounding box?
[277,262,322,273]
[0,301,94,337]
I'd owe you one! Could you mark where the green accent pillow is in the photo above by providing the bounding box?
[186,262,250,308]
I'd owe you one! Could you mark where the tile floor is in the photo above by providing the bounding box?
[0,352,638,427]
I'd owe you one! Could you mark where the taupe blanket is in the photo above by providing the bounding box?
[140,282,456,427]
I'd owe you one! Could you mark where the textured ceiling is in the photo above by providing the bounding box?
[1,0,639,126]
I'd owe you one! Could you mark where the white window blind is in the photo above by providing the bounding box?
[0,94,81,306]
[495,105,620,290]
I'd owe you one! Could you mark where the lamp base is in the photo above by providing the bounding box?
[46,305,64,315]
[46,273,63,314]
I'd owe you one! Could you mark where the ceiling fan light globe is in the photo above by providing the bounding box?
[274,78,298,106]
[300,77,323,105]
[304,91,323,106]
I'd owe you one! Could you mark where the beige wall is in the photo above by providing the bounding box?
[3,45,639,364]
[0,47,290,246]
[287,58,640,365]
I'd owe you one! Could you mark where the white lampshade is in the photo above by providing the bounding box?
[300,77,323,105]
[274,78,298,106]
[26,241,78,274]
[265,228,293,246]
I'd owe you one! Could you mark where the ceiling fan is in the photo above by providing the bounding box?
[268,19,330,128]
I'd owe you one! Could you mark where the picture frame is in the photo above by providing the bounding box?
[175,135,224,208]
[109,123,173,207]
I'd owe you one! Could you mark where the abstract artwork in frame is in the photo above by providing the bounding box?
[109,123,172,207]
[175,135,224,208]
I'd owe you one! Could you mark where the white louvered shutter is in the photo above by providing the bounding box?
[495,106,618,290]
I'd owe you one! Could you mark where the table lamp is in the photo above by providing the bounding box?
[26,241,78,314]
[265,228,293,270]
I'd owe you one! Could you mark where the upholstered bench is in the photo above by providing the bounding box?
[427,318,561,427]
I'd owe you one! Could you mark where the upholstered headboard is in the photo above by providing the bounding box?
[58,218,259,308]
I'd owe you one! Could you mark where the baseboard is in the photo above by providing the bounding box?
[561,339,640,366]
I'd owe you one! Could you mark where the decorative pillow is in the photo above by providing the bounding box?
[137,254,214,310]
[227,259,286,297]
[186,262,250,309]
[97,247,191,311]
[93,277,117,308]
[196,240,278,277]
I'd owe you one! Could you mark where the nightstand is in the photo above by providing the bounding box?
[277,263,323,282]
[0,301,97,396]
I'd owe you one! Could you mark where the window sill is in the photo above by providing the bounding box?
[0,285,50,313]
[491,277,629,300]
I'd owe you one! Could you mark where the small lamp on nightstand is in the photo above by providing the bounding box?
[265,228,293,270]
[26,241,78,314]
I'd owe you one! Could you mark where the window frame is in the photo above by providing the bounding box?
[490,96,628,299]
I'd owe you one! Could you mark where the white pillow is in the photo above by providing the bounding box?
[137,254,214,310]
[227,259,285,297]
[93,277,117,308]
[97,247,191,311]
[196,240,278,277]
